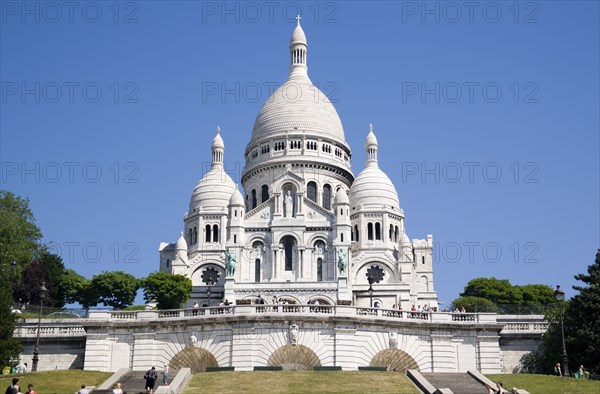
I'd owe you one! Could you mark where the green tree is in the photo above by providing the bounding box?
[460,277,523,304]
[56,269,88,306]
[0,190,43,293]
[0,268,22,366]
[451,296,499,313]
[90,271,140,309]
[142,272,192,309]
[563,249,600,373]
[519,284,556,305]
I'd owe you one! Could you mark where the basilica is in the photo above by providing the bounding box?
[159,20,438,310]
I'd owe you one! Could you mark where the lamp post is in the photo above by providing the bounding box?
[365,266,384,308]
[554,284,569,377]
[32,282,48,372]
[10,260,17,306]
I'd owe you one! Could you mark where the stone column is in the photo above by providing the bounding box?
[132,332,156,371]
[429,333,455,372]
[477,334,502,373]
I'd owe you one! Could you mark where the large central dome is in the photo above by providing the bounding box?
[251,75,346,142]
[249,22,347,146]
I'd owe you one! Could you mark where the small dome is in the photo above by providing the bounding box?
[212,127,224,149]
[290,24,307,46]
[334,190,349,205]
[365,124,378,147]
[350,165,400,210]
[176,232,188,252]
[229,187,244,206]
[190,168,236,211]
[401,232,410,247]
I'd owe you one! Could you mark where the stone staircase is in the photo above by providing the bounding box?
[418,372,486,394]
[94,370,170,394]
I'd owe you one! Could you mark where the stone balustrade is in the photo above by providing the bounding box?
[497,314,548,335]
[15,323,86,338]
[86,305,498,325]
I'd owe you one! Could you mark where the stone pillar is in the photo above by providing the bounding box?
[429,333,455,372]
[337,276,350,301]
[132,332,156,371]
[477,334,502,373]
[272,249,278,279]
[224,277,235,303]
[83,333,111,371]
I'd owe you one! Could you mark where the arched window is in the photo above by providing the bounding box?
[317,258,323,282]
[188,228,193,245]
[375,223,381,240]
[341,233,344,242]
[212,224,219,243]
[354,225,359,242]
[282,236,295,271]
[307,181,317,202]
[261,185,269,203]
[389,224,394,240]
[234,234,237,243]
[251,189,257,209]
[351,229,354,242]
[205,224,211,243]
[394,226,399,242]
[323,184,332,210]
[193,227,198,245]
[255,259,261,282]
[367,223,373,240]
[166,259,170,268]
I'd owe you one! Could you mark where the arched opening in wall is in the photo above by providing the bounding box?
[261,185,269,203]
[308,297,332,305]
[281,235,296,271]
[255,258,261,282]
[188,228,193,245]
[193,227,198,245]
[375,223,381,240]
[307,181,317,202]
[419,275,429,292]
[169,347,218,374]
[369,349,419,372]
[354,225,359,242]
[251,189,257,209]
[212,224,219,243]
[322,184,331,210]
[317,258,323,282]
[394,226,399,243]
[268,345,321,371]
[389,224,393,240]
[367,223,373,240]
[205,224,211,243]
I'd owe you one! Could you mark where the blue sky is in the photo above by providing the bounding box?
[1,1,598,306]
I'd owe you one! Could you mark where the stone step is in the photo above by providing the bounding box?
[107,370,172,394]
[420,372,486,394]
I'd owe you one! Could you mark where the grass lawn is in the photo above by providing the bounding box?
[487,374,600,394]
[184,371,419,394]
[0,370,111,394]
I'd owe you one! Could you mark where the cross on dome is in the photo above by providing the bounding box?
[216,126,221,134]
[295,14,301,26]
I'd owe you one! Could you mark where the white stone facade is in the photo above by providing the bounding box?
[159,22,437,310]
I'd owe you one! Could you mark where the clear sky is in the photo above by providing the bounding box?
[1,1,598,306]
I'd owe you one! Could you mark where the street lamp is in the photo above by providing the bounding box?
[366,266,385,308]
[201,267,220,307]
[32,282,48,372]
[10,260,17,306]
[554,284,569,377]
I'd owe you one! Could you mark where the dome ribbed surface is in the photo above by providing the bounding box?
[251,75,346,144]
[190,166,236,211]
[350,165,400,210]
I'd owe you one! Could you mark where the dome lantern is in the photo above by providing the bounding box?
[289,15,308,78]
[212,126,224,167]
[365,123,378,167]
